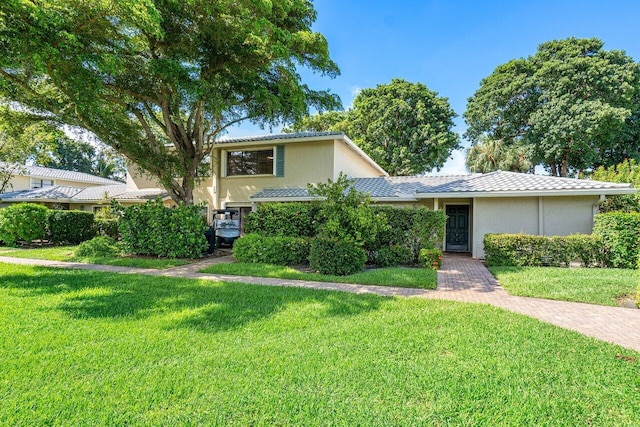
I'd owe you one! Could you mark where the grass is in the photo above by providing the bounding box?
[1,262,639,425]
[0,245,190,269]
[490,266,638,306]
[200,262,438,289]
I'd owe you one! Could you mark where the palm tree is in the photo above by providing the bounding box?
[466,138,533,173]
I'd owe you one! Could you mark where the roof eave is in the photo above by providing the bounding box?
[338,135,389,177]
[415,188,637,198]
[215,133,345,148]
[250,196,321,203]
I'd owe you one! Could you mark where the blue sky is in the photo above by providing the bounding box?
[228,0,640,174]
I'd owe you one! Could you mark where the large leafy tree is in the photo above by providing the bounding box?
[0,0,339,204]
[285,79,459,176]
[465,37,640,177]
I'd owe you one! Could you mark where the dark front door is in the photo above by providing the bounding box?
[446,205,469,252]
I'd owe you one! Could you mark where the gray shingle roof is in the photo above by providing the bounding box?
[1,184,168,203]
[217,131,345,144]
[21,165,123,185]
[251,171,634,200]
[0,185,85,201]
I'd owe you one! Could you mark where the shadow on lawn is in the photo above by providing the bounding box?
[0,266,382,333]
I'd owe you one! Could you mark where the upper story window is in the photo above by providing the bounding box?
[31,178,54,189]
[226,149,274,176]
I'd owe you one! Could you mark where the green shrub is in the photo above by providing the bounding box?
[47,210,96,244]
[370,206,446,262]
[375,245,413,267]
[0,203,49,246]
[75,236,120,258]
[419,248,443,270]
[309,174,388,248]
[637,254,640,307]
[118,199,208,258]
[483,233,604,267]
[244,203,320,237]
[593,212,640,269]
[95,218,120,239]
[233,233,310,265]
[309,238,366,276]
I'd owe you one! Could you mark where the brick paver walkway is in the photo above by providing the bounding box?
[1,254,639,352]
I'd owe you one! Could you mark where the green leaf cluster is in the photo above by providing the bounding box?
[74,236,121,259]
[465,37,640,176]
[593,212,640,269]
[592,159,640,213]
[118,199,208,258]
[308,173,388,246]
[309,237,366,276]
[285,79,460,175]
[47,210,96,244]
[232,233,310,266]
[0,203,49,246]
[483,233,605,267]
[244,202,320,237]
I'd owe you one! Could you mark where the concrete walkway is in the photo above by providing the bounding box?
[1,254,639,352]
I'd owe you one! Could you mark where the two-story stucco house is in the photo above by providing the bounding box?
[126,131,636,259]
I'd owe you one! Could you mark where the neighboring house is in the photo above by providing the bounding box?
[127,131,637,258]
[0,164,169,211]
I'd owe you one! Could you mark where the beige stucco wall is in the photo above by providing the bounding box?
[541,196,598,236]
[333,140,384,179]
[126,163,162,190]
[215,140,335,207]
[472,196,599,259]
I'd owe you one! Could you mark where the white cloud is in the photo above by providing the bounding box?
[431,148,467,175]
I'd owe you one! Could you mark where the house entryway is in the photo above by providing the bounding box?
[445,205,469,252]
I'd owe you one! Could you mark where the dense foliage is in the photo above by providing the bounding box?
[483,234,604,267]
[374,245,413,267]
[74,236,121,258]
[593,212,640,269]
[0,203,49,246]
[47,210,96,244]
[117,199,208,258]
[308,173,388,247]
[232,234,310,266]
[285,79,459,175]
[0,0,340,204]
[465,37,640,177]
[309,237,366,276]
[592,159,640,213]
[244,203,320,237]
[419,248,444,270]
[370,205,446,262]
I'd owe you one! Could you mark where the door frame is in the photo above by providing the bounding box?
[443,202,471,253]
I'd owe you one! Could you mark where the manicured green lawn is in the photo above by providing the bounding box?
[0,245,190,269]
[1,263,639,425]
[490,266,638,306]
[200,261,438,289]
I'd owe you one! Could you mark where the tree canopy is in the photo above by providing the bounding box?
[465,138,533,174]
[285,79,459,176]
[464,37,640,177]
[0,0,340,204]
[591,159,640,212]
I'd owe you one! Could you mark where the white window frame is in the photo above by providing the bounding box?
[222,147,276,178]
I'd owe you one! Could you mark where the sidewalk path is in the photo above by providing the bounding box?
[1,254,639,352]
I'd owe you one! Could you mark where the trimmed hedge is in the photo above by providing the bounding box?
[593,212,640,269]
[95,218,120,239]
[118,199,208,258]
[419,248,443,270]
[483,233,604,267]
[375,244,413,267]
[47,210,96,244]
[244,203,321,237]
[370,206,446,261]
[309,238,366,276]
[233,233,310,265]
[0,203,49,246]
